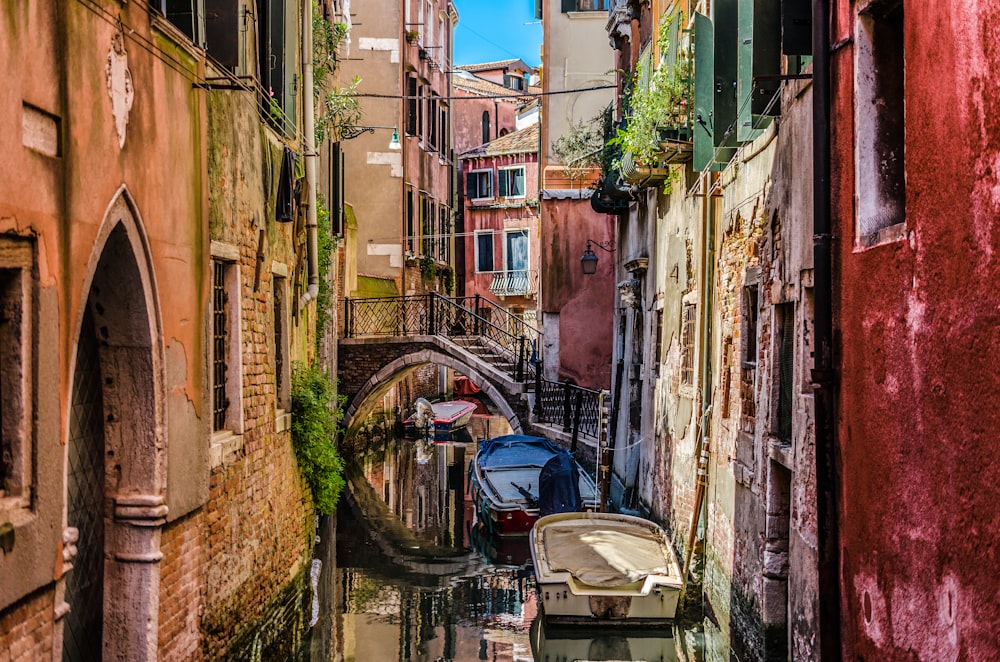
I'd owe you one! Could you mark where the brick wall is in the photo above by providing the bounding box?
[0,589,54,661]
[158,510,205,660]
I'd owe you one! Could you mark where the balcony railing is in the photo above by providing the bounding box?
[486,269,537,297]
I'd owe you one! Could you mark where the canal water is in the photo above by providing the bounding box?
[299,408,706,662]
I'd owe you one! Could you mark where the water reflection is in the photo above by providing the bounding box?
[305,407,704,662]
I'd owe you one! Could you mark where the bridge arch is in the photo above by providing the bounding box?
[338,337,529,436]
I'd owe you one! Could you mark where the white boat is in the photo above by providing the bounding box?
[530,512,683,625]
[403,398,477,438]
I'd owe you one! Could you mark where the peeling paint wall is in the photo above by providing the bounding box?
[832,1,1000,659]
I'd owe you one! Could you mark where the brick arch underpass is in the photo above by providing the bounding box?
[337,336,531,435]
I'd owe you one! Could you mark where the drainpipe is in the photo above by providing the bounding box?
[299,0,320,309]
[812,0,841,659]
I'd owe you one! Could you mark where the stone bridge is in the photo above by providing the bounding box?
[337,295,608,460]
[337,335,532,435]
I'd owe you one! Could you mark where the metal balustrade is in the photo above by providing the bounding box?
[533,374,605,445]
[344,293,535,383]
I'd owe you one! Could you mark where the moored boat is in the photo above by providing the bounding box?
[469,434,598,536]
[404,398,477,437]
[529,512,683,625]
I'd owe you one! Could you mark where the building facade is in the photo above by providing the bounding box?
[829,0,1000,658]
[339,0,457,299]
[0,1,343,658]
[539,0,618,390]
[459,123,542,324]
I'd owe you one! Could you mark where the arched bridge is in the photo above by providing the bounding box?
[338,294,608,451]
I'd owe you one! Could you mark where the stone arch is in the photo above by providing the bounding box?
[62,187,166,661]
[345,349,523,435]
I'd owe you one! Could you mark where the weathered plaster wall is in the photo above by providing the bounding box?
[0,0,207,629]
[197,88,315,659]
[833,1,1000,658]
[539,198,616,389]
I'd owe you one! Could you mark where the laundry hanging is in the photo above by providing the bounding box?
[276,147,297,223]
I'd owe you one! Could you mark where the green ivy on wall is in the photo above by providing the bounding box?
[291,362,346,515]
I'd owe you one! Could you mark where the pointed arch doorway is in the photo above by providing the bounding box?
[63,192,167,661]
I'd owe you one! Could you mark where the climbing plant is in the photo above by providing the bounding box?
[291,362,347,515]
[311,3,363,144]
[315,194,338,352]
[608,13,691,168]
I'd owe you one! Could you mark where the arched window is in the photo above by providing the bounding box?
[481,111,491,145]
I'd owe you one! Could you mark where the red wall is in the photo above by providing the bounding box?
[832,2,1000,658]
[540,198,615,390]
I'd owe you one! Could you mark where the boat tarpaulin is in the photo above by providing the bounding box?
[538,452,582,516]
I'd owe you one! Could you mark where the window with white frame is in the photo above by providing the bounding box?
[0,237,34,507]
[467,169,493,199]
[504,229,529,273]
[498,166,526,198]
[475,232,495,272]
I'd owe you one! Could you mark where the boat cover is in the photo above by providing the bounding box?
[477,435,567,469]
[541,521,671,587]
[538,452,582,516]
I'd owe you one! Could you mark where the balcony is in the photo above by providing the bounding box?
[487,270,538,298]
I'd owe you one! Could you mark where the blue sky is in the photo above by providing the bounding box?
[452,0,542,67]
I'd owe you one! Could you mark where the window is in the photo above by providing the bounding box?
[562,0,606,11]
[743,284,759,367]
[439,105,450,157]
[467,169,493,199]
[475,232,495,272]
[161,0,203,43]
[204,0,240,69]
[406,188,416,254]
[428,95,439,150]
[255,0,294,129]
[417,84,426,144]
[211,257,242,433]
[504,229,529,273]
[0,238,34,506]
[406,75,418,136]
[481,111,491,145]
[856,0,905,244]
[681,303,696,386]
[503,73,525,91]
[498,166,526,198]
[273,276,290,411]
[438,207,450,262]
[774,302,795,443]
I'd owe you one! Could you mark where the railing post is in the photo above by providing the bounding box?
[344,297,352,338]
[571,390,583,452]
[535,370,542,404]
[516,335,526,382]
[474,293,482,336]
[562,380,571,430]
[427,292,435,335]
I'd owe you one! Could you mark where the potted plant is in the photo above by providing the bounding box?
[608,13,692,191]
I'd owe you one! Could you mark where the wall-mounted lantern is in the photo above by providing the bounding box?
[581,238,616,275]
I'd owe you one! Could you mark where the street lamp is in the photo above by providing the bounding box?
[581,238,616,275]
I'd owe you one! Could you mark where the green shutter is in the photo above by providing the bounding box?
[737,0,781,141]
[561,0,577,12]
[693,12,716,171]
[713,0,739,165]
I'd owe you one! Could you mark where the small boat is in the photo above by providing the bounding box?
[530,512,683,625]
[404,398,477,437]
[469,434,598,536]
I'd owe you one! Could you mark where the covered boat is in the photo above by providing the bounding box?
[469,434,598,536]
[530,512,683,625]
[404,398,477,437]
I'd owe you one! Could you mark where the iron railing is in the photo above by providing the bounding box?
[534,374,606,448]
[453,294,541,356]
[344,293,536,383]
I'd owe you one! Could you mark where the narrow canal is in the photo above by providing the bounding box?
[301,406,707,662]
